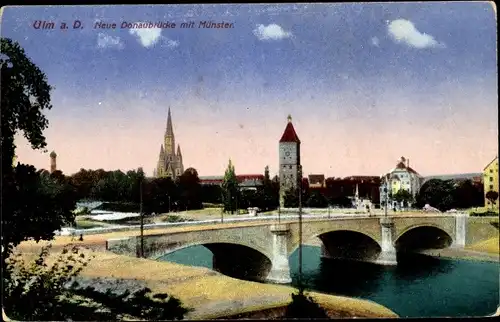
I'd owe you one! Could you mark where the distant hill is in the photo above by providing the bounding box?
[422,173,482,184]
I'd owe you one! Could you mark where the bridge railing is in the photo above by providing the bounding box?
[59,211,466,236]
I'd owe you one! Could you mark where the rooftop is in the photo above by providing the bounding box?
[279,116,300,143]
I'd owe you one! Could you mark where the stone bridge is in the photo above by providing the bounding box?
[107,214,467,284]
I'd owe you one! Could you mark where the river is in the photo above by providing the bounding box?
[159,245,499,318]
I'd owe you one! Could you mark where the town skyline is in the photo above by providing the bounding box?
[4,3,497,177]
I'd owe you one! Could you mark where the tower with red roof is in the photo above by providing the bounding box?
[279,114,301,207]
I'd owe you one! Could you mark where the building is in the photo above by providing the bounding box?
[50,151,57,173]
[154,108,184,179]
[483,156,499,209]
[199,174,264,190]
[380,156,423,209]
[308,174,325,189]
[279,115,301,207]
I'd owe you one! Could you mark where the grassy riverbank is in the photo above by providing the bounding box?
[14,239,397,320]
[467,237,499,255]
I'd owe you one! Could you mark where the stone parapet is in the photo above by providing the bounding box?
[270,224,290,234]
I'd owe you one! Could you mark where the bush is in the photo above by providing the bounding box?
[161,215,192,223]
[202,203,222,208]
[284,290,329,319]
[3,244,190,320]
[470,211,498,217]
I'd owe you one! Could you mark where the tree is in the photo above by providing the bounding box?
[200,184,223,204]
[1,39,80,263]
[486,190,499,208]
[2,164,78,263]
[306,190,328,208]
[256,166,278,211]
[284,187,299,208]
[415,179,456,212]
[177,168,202,210]
[284,291,329,319]
[453,179,483,209]
[392,189,413,208]
[1,38,53,176]
[221,160,239,214]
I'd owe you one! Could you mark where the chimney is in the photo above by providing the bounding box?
[407,159,410,167]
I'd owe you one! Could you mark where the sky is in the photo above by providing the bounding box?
[1,3,498,178]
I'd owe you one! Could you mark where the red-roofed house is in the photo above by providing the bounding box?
[308,174,325,188]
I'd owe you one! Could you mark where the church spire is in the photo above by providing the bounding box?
[177,144,182,157]
[166,107,173,136]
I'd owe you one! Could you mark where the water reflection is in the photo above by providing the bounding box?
[160,244,498,318]
[394,252,456,280]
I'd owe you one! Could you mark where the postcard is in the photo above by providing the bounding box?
[1,3,498,320]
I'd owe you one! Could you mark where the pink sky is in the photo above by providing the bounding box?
[14,83,498,178]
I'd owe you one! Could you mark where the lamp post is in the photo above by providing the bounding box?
[221,189,224,224]
[384,174,389,218]
[140,178,144,258]
[298,165,303,291]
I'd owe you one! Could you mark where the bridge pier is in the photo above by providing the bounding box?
[375,217,398,265]
[266,224,292,284]
[320,244,333,259]
[451,213,467,248]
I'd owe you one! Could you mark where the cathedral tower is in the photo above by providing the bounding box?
[155,108,184,179]
[278,115,301,207]
[50,151,57,174]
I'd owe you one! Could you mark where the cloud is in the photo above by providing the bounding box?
[164,39,180,48]
[129,27,162,48]
[97,33,124,49]
[253,24,292,41]
[128,25,179,48]
[370,36,380,47]
[387,19,445,49]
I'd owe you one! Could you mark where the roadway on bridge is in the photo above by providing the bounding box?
[43,212,460,254]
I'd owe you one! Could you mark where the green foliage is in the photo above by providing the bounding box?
[3,245,190,321]
[416,179,484,211]
[307,190,329,208]
[222,159,239,214]
[1,38,53,177]
[161,215,193,223]
[258,166,279,211]
[486,190,499,205]
[284,187,299,208]
[73,286,190,320]
[202,202,222,208]
[70,167,204,213]
[392,189,414,208]
[470,211,498,217]
[4,245,96,320]
[176,168,203,210]
[200,185,223,204]
[1,38,75,261]
[2,164,78,261]
[284,290,329,319]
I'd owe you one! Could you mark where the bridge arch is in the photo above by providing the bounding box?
[290,229,382,262]
[395,224,453,252]
[150,241,273,282]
